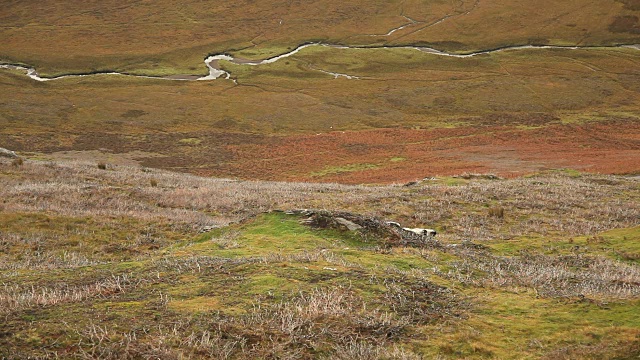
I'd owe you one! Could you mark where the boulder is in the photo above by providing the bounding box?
[335,217,363,231]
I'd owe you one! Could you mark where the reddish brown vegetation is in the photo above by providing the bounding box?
[213,118,640,183]
[3,118,638,184]
[609,15,640,33]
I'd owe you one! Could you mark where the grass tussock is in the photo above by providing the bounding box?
[444,250,640,299]
[0,158,637,242]
[487,206,505,219]
[0,158,639,358]
[0,274,143,314]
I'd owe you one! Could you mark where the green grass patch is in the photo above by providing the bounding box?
[168,296,221,313]
[389,156,406,162]
[462,290,640,359]
[487,226,640,262]
[178,137,202,145]
[310,163,380,177]
[600,226,640,262]
[181,212,362,256]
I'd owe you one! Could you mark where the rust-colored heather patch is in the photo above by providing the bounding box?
[4,118,638,184]
[216,118,640,184]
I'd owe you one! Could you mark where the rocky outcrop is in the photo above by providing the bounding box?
[281,209,440,247]
[334,217,363,231]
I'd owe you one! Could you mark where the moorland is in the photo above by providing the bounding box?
[1,158,639,358]
[1,0,640,358]
[1,0,640,181]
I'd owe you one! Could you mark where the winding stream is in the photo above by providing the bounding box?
[2,43,638,83]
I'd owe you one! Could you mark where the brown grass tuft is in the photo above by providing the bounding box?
[488,206,505,219]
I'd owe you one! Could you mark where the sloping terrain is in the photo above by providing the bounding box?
[1,46,639,182]
[1,2,640,358]
[1,0,640,75]
[1,158,639,358]
[1,1,639,181]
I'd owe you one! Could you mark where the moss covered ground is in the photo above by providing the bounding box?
[1,158,639,358]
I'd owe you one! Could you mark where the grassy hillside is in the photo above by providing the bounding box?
[1,0,640,75]
[2,2,640,358]
[1,46,639,181]
[1,2,639,181]
[1,157,639,358]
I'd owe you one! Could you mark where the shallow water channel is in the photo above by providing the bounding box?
[1,43,638,82]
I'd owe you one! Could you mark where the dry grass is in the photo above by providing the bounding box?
[487,206,504,219]
[0,250,102,271]
[443,249,640,299]
[1,158,637,241]
[542,339,640,360]
[0,157,638,358]
[0,274,143,314]
[32,286,426,359]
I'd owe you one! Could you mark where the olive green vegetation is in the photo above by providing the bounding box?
[2,211,639,358]
[0,212,187,263]
[1,47,639,158]
[2,1,640,357]
[488,226,640,262]
[310,163,381,177]
[1,0,639,76]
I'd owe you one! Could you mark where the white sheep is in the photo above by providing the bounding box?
[386,221,437,237]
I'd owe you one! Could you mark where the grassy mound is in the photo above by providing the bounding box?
[1,158,639,358]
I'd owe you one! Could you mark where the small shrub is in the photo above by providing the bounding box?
[150,178,158,187]
[11,157,24,167]
[488,206,505,218]
[97,162,107,170]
